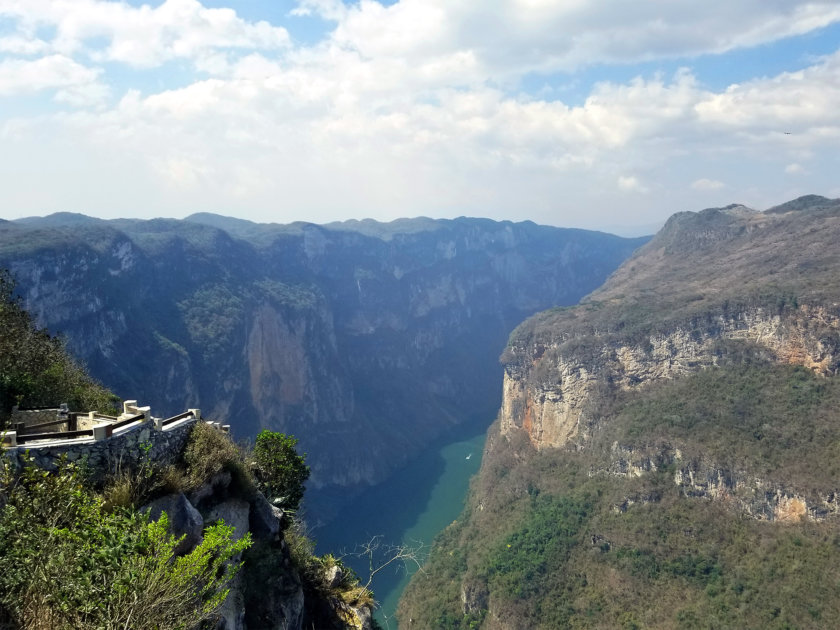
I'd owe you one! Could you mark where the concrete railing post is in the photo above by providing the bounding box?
[93,425,108,441]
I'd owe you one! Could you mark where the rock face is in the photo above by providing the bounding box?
[0,214,644,506]
[499,195,840,519]
[502,305,840,450]
[141,492,204,555]
[143,480,368,630]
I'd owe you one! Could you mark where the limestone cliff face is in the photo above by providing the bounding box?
[501,305,840,451]
[498,196,840,523]
[599,442,840,523]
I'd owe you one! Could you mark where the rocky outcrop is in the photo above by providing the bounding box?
[142,474,370,630]
[593,442,840,523]
[501,305,840,450]
[141,492,204,555]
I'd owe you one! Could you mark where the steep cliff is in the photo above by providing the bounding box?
[500,195,840,447]
[0,215,644,510]
[400,195,840,629]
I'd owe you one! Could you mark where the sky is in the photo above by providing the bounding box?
[1,1,839,234]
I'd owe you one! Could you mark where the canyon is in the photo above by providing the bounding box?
[0,214,644,511]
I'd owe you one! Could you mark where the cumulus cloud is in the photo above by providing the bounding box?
[0,55,104,99]
[0,1,839,227]
[0,0,290,68]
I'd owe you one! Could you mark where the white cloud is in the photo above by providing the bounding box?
[785,163,806,174]
[0,55,104,99]
[692,178,725,190]
[312,0,840,80]
[0,0,290,68]
[1,1,840,228]
[0,35,50,55]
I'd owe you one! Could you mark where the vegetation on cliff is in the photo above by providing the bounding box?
[0,458,249,630]
[0,281,372,629]
[0,270,117,424]
[0,214,646,506]
[401,363,840,629]
[504,195,840,369]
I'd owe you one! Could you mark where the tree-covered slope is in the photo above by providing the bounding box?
[399,195,840,629]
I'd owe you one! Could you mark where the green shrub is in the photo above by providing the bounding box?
[0,270,118,424]
[252,430,309,511]
[0,456,250,629]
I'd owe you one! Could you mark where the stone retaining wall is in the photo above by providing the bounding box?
[3,417,197,480]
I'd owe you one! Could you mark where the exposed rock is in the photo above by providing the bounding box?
[324,564,344,589]
[141,492,203,556]
[188,470,232,507]
[502,306,840,451]
[205,498,251,541]
[461,579,489,615]
[249,491,282,541]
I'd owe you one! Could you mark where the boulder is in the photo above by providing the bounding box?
[324,564,344,589]
[205,498,251,542]
[249,492,282,541]
[188,470,232,507]
[141,492,203,556]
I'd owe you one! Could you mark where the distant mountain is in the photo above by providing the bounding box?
[400,195,840,628]
[0,213,645,516]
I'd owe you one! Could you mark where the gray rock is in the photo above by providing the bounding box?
[188,470,232,507]
[354,604,374,630]
[205,498,251,542]
[249,492,282,541]
[141,492,203,556]
[215,574,246,630]
[324,564,344,589]
[461,578,489,615]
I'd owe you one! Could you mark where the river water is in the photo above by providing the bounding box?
[314,428,487,628]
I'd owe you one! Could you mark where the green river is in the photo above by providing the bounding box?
[315,428,487,628]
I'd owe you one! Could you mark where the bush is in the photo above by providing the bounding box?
[252,430,310,511]
[183,421,247,492]
[0,456,251,629]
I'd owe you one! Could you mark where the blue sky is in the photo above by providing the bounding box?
[1,1,839,233]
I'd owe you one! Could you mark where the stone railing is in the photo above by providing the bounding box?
[1,406,204,479]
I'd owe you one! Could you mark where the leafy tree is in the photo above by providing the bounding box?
[252,430,310,511]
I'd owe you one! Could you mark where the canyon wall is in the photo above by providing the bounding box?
[0,215,645,507]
